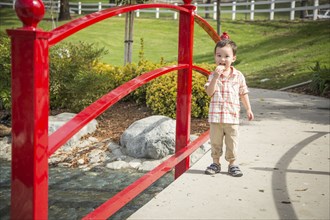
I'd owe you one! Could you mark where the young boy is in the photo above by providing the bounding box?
[204,35,254,177]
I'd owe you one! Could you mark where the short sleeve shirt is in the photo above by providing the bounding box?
[205,67,249,124]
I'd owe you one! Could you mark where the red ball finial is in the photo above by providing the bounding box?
[15,0,45,29]
[220,32,230,40]
[182,0,192,4]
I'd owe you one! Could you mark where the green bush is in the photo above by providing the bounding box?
[146,71,177,118]
[146,63,214,119]
[131,60,163,104]
[94,59,162,104]
[309,62,330,96]
[0,35,11,110]
[49,41,110,112]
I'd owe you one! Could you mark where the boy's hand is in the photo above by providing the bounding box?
[246,110,254,121]
[214,65,225,79]
[215,65,225,73]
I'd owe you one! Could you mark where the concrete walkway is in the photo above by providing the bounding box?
[128,88,330,220]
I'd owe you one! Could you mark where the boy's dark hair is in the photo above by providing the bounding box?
[214,39,237,56]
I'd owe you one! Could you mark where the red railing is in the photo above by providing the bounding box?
[7,0,219,219]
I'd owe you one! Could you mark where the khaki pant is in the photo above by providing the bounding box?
[210,123,239,162]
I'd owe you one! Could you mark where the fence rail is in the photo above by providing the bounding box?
[1,0,329,20]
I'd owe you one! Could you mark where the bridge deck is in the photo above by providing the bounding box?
[128,88,330,220]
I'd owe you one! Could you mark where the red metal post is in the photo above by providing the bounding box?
[7,0,51,218]
[7,28,51,220]
[175,2,195,179]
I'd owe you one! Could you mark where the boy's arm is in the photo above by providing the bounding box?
[205,66,224,96]
[205,68,222,96]
[205,75,218,96]
[240,93,254,121]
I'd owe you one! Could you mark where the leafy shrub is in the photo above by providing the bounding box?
[94,59,162,103]
[131,59,163,103]
[49,41,110,112]
[309,62,330,96]
[49,39,161,112]
[146,63,214,119]
[0,35,11,110]
[146,71,177,118]
[0,38,115,112]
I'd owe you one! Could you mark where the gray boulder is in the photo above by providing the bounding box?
[120,115,176,159]
[49,112,98,151]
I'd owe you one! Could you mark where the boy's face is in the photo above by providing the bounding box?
[214,45,236,70]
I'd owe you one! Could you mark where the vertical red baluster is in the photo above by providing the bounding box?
[175,2,195,179]
[7,0,51,218]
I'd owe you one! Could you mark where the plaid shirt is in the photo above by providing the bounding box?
[205,67,249,124]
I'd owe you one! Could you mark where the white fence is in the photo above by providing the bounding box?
[1,0,329,20]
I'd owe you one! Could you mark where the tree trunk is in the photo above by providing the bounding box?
[205,0,211,19]
[124,11,134,65]
[300,0,308,18]
[217,0,221,35]
[58,0,71,21]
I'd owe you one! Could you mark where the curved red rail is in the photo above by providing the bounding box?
[49,4,191,46]
[192,65,211,76]
[48,64,189,156]
[194,14,220,43]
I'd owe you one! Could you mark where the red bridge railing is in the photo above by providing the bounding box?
[7,0,220,219]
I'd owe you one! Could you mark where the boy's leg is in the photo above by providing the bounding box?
[210,123,224,164]
[205,123,224,175]
[224,124,239,163]
[224,124,243,177]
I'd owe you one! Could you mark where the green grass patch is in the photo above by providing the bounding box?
[1,7,329,89]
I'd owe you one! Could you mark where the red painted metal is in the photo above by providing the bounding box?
[15,0,45,29]
[192,65,211,76]
[83,130,210,219]
[49,4,190,46]
[183,0,193,4]
[7,0,221,218]
[7,28,51,219]
[194,14,221,43]
[7,1,50,219]
[175,4,196,179]
[48,64,188,156]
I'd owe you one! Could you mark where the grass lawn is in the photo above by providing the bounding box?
[1,7,329,89]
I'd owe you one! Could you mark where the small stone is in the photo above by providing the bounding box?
[106,161,130,170]
[281,201,291,204]
[112,148,123,157]
[58,162,71,167]
[88,149,104,164]
[107,141,121,151]
[129,159,142,169]
[138,161,161,171]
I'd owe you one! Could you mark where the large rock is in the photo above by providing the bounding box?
[1,112,99,163]
[120,115,176,159]
[49,112,98,151]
